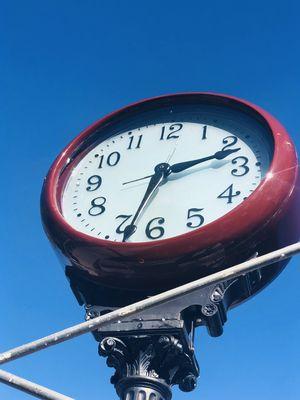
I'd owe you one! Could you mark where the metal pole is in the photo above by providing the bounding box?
[0,369,74,400]
[1,242,299,366]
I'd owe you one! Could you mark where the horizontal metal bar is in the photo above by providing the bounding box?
[0,369,74,400]
[1,242,299,366]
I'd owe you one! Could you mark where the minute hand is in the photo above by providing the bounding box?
[169,148,241,174]
[122,164,168,242]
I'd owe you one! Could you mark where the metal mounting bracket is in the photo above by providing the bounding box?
[85,268,262,399]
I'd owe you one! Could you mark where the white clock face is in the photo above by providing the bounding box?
[61,104,273,243]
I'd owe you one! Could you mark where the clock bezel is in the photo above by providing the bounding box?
[41,92,299,290]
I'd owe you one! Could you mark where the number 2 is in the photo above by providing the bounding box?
[222,136,238,151]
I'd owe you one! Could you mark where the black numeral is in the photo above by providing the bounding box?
[127,134,142,150]
[88,197,106,216]
[222,136,238,151]
[231,156,249,177]
[98,152,121,168]
[145,217,165,239]
[217,184,240,204]
[201,125,207,140]
[115,214,132,234]
[186,208,204,228]
[86,175,102,191]
[160,123,183,140]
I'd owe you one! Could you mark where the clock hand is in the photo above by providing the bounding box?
[122,148,177,186]
[122,163,170,242]
[122,148,240,185]
[122,149,240,240]
[169,148,241,173]
[123,174,153,185]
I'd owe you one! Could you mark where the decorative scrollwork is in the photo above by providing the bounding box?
[99,334,198,397]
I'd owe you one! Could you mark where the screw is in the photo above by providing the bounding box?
[202,303,218,316]
[211,288,223,302]
[87,310,98,318]
[158,336,170,346]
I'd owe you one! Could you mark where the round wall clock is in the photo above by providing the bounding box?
[41,93,299,306]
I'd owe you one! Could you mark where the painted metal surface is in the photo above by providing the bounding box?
[1,242,300,366]
[0,369,73,400]
[2,242,300,399]
[41,93,300,294]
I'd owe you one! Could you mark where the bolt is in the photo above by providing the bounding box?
[211,288,223,302]
[87,310,98,318]
[179,374,197,392]
[202,303,218,317]
[158,336,170,346]
[137,322,143,329]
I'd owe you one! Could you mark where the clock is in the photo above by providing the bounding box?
[41,93,299,304]
[61,104,272,243]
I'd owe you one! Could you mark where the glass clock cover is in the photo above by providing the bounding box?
[61,103,273,243]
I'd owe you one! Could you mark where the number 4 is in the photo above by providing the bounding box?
[218,184,241,204]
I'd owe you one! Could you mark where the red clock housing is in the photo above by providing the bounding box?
[41,93,299,306]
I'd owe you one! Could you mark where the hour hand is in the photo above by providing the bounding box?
[122,148,241,185]
[169,148,240,174]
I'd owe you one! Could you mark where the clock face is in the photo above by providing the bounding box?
[61,103,273,243]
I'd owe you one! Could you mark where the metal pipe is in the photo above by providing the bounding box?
[1,241,299,366]
[0,369,74,400]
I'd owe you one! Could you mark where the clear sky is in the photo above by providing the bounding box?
[1,1,300,399]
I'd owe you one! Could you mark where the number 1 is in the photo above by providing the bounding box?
[202,125,207,140]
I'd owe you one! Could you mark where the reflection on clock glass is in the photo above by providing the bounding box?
[61,103,274,243]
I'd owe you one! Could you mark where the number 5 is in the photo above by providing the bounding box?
[186,208,204,228]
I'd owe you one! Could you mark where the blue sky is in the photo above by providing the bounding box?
[1,1,300,399]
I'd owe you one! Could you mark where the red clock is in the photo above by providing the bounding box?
[41,93,299,306]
